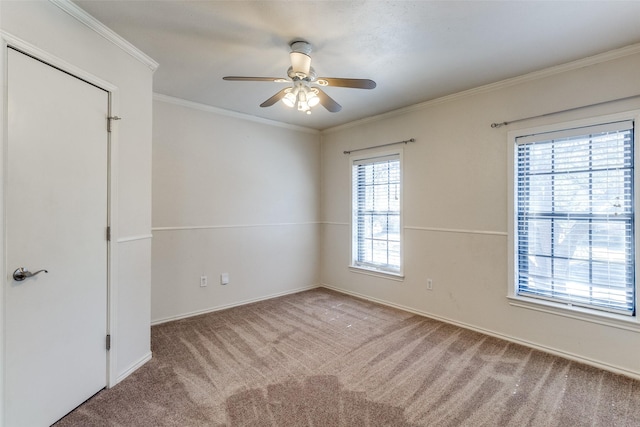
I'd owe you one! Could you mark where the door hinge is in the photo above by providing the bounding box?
[106,334,111,351]
[106,226,111,241]
[107,115,121,133]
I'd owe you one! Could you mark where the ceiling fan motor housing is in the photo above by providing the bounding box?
[288,66,316,81]
[289,40,312,55]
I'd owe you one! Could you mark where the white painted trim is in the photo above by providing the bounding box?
[151,284,320,326]
[0,36,8,427]
[152,222,320,232]
[114,352,152,386]
[348,266,404,282]
[320,284,640,380]
[117,234,153,243]
[0,31,117,92]
[507,296,640,333]
[49,0,158,71]
[404,225,508,237]
[107,88,120,389]
[319,221,508,237]
[153,93,320,135]
[323,43,640,134]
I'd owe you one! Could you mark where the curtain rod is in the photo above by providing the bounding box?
[343,138,415,155]
[490,93,640,129]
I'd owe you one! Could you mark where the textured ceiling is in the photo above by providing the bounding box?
[74,1,640,131]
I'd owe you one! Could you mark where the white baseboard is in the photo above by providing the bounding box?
[114,352,153,386]
[151,284,321,326]
[320,283,640,381]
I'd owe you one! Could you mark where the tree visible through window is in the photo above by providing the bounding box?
[352,154,401,274]
[515,120,635,315]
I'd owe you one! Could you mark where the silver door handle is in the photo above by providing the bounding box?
[13,267,48,281]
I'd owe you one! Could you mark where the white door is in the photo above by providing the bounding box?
[5,48,109,426]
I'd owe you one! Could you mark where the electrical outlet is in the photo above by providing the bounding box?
[200,275,208,287]
[220,273,230,285]
[427,278,433,291]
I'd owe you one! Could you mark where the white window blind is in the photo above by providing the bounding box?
[515,120,635,315]
[352,154,401,274]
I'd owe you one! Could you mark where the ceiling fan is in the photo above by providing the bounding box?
[223,40,376,114]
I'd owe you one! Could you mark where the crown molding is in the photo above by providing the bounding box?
[1,30,118,92]
[153,93,320,135]
[49,0,158,72]
[323,42,640,134]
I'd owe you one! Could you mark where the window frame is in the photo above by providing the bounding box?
[349,149,404,280]
[507,111,640,325]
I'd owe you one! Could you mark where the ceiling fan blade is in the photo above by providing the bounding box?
[223,76,289,83]
[315,88,342,112]
[260,88,289,107]
[317,78,376,89]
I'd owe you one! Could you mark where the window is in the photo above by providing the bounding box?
[514,119,636,316]
[351,153,402,275]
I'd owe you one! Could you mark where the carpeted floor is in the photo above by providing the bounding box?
[56,288,640,426]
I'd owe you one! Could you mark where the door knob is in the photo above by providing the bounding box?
[13,267,48,282]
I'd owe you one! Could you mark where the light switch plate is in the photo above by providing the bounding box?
[220,273,229,285]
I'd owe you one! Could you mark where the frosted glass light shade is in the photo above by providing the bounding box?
[307,90,320,107]
[282,92,296,107]
[290,52,311,76]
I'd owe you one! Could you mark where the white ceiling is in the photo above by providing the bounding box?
[74,1,640,131]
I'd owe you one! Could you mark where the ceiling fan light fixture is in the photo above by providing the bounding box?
[281,88,296,107]
[307,88,320,107]
[282,83,316,113]
[224,39,373,114]
[296,87,310,112]
[290,51,311,76]
[282,92,296,107]
[298,88,308,102]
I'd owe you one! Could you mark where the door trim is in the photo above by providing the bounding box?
[0,31,121,421]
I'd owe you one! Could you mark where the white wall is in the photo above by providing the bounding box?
[0,0,154,391]
[320,47,640,378]
[151,96,321,323]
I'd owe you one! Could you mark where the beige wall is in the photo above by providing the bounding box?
[151,97,321,323]
[320,48,640,378]
[0,0,154,390]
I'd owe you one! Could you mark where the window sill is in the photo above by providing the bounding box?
[349,266,404,282]
[507,295,640,333]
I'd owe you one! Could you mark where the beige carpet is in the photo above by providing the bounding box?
[56,288,640,426]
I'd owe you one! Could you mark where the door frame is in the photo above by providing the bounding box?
[0,31,121,420]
